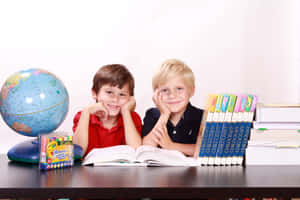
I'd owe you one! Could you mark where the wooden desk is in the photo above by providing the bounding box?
[0,155,300,199]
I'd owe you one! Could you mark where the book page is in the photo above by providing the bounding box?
[135,145,197,166]
[248,140,300,148]
[82,145,136,165]
[257,106,300,123]
[93,162,147,167]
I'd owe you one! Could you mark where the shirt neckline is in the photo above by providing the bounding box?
[167,102,193,128]
[90,114,123,132]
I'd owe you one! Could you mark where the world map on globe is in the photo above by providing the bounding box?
[0,68,69,137]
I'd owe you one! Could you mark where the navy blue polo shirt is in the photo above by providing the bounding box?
[142,102,204,144]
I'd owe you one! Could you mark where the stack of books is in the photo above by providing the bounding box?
[253,104,300,130]
[198,94,257,166]
[246,129,300,165]
[246,104,300,165]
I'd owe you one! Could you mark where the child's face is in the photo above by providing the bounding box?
[158,75,194,114]
[94,84,131,117]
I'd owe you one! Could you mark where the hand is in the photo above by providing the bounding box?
[152,89,171,118]
[121,96,136,114]
[153,124,174,150]
[86,101,108,120]
[143,132,160,147]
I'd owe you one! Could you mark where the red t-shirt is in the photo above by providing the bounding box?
[72,111,142,156]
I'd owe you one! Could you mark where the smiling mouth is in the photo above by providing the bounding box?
[107,104,120,110]
[167,100,182,105]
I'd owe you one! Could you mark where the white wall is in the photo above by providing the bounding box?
[0,0,299,153]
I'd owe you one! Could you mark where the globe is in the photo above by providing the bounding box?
[0,68,69,136]
[0,68,82,163]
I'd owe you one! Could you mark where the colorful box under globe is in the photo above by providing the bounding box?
[39,135,74,170]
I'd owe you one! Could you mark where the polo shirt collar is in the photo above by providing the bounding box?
[182,102,194,121]
[90,114,124,131]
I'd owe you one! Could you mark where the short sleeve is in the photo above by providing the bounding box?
[130,111,142,135]
[141,108,160,138]
[72,111,82,133]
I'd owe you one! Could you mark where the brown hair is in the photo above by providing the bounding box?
[92,64,135,95]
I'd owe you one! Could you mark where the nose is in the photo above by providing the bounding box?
[168,89,177,98]
[111,94,119,103]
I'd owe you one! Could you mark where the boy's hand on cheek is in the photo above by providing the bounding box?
[121,96,136,114]
[86,102,108,120]
[153,89,171,118]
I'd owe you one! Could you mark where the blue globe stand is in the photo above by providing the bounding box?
[7,138,83,164]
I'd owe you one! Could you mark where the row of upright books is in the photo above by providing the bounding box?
[198,94,257,166]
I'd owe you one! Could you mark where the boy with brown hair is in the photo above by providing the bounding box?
[73,64,142,156]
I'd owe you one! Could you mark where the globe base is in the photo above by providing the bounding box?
[7,139,83,164]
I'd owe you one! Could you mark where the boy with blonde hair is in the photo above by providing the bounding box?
[142,59,203,156]
[73,64,142,156]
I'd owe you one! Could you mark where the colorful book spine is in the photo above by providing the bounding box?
[212,95,229,165]
[237,95,257,165]
[231,95,247,165]
[227,95,243,165]
[216,95,236,166]
[210,95,229,165]
[207,95,224,165]
[198,94,217,165]
[222,95,239,165]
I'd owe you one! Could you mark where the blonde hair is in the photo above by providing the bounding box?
[152,59,195,91]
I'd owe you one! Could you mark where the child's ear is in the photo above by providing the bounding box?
[91,89,97,101]
[190,86,195,97]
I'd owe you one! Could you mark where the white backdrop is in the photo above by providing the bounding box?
[0,0,299,153]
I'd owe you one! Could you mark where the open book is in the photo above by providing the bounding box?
[82,145,198,166]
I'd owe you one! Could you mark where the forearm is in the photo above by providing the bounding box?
[122,111,142,149]
[169,143,196,156]
[142,114,169,146]
[73,109,90,155]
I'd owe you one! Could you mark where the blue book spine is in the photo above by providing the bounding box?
[233,122,243,157]
[205,121,217,164]
[210,122,223,160]
[199,122,212,158]
[215,122,230,165]
[229,122,240,163]
[238,122,251,161]
[222,122,235,165]
[232,122,244,163]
